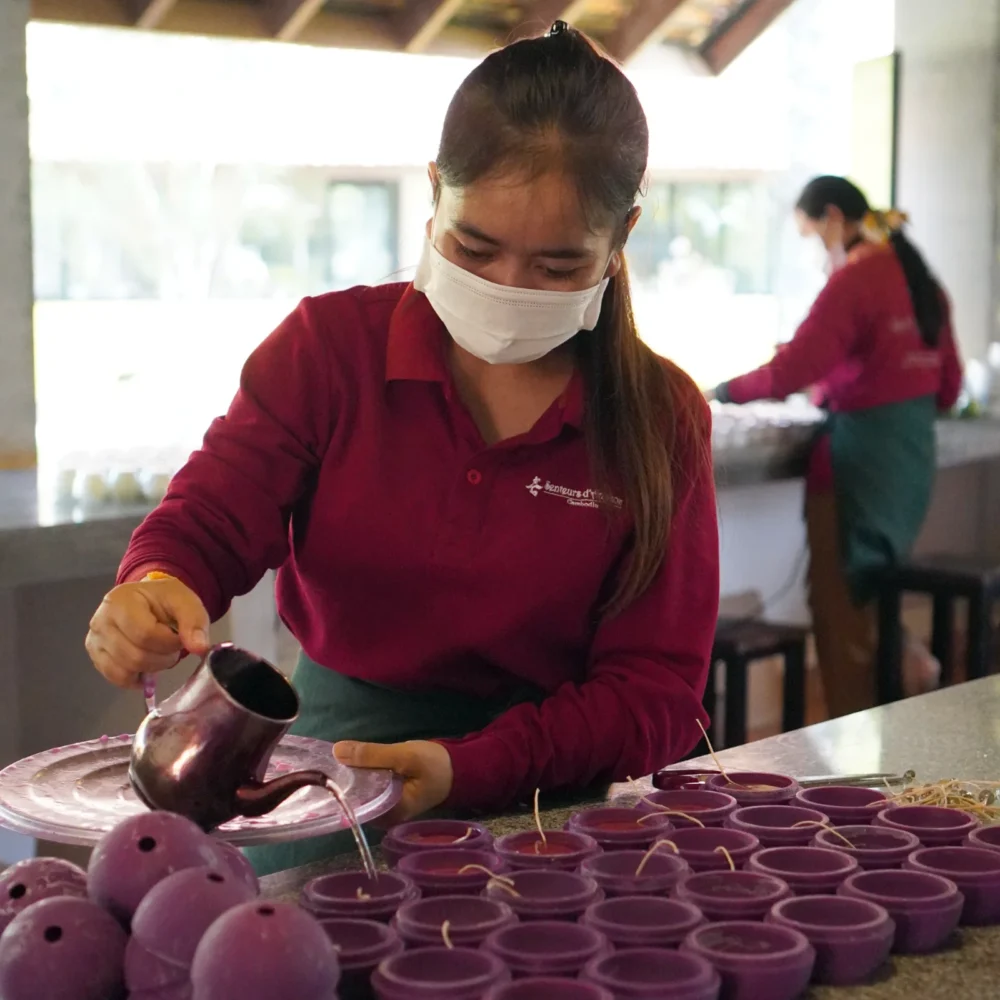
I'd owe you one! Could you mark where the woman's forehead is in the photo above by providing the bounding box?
[439,170,611,253]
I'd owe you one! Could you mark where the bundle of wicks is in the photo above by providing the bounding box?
[878,777,1000,824]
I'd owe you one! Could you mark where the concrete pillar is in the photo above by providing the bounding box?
[895,0,1000,362]
[0,0,36,469]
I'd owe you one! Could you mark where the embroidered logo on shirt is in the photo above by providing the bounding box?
[526,476,623,509]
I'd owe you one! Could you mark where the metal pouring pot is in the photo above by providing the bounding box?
[130,643,332,831]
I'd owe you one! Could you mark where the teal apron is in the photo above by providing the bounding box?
[825,395,938,605]
[244,652,547,876]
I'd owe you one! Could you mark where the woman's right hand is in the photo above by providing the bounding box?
[85,575,211,688]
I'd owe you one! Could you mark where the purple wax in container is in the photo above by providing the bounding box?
[567,807,674,851]
[837,868,963,953]
[668,827,760,873]
[674,870,791,922]
[381,821,493,868]
[794,786,887,826]
[812,824,920,870]
[393,894,517,947]
[680,920,815,1000]
[583,947,721,1000]
[967,824,1000,854]
[483,920,610,978]
[487,978,614,1000]
[0,857,88,935]
[904,846,1000,925]
[494,830,601,872]
[767,894,894,986]
[396,848,510,897]
[484,869,603,921]
[725,805,829,848]
[747,846,859,895]
[873,805,980,846]
[579,849,690,897]
[703,772,800,806]
[319,919,403,1000]
[635,790,738,828]
[301,871,418,922]
[581,895,704,948]
[372,946,509,1000]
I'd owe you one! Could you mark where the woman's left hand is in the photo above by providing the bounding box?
[333,739,454,826]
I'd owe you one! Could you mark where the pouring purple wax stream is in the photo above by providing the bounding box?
[325,779,377,880]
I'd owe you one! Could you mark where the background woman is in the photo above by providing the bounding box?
[713,176,962,718]
[84,23,719,875]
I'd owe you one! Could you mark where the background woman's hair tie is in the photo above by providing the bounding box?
[862,208,909,243]
[548,20,569,36]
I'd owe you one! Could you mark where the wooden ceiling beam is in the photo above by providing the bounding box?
[128,0,179,29]
[261,0,326,41]
[603,0,685,64]
[395,0,467,54]
[701,0,796,75]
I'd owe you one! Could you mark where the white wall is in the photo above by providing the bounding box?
[0,0,35,468]
[895,0,999,361]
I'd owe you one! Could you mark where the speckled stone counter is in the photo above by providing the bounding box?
[261,676,1000,999]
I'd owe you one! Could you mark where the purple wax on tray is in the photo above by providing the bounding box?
[487,978,614,1000]
[393,894,517,948]
[579,849,690,897]
[381,821,493,868]
[494,830,601,872]
[674,870,791,922]
[635,789,739,828]
[837,869,963,954]
[747,846,859,895]
[794,786,888,826]
[396,848,510,896]
[581,895,704,948]
[812,824,921,870]
[318,919,403,1000]
[667,827,761,873]
[583,947,721,1000]
[483,869,603,921]
[903,846,1000,925]
[873,805,980,846]
[767,894,894,986]
[566,808,674,851]
[725,805,829,848]
[681,921,815,1000]
[300,871,418,923]
[482,920,611,978]
[372,946,509,1000]
[703,772,800,806]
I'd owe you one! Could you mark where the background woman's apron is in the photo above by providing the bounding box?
[244,652,546,877]
[826,395,938,605]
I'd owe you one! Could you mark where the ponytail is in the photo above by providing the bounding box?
[888,230,944,347]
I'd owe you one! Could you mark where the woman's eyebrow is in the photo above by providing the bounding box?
[452,221,593,260]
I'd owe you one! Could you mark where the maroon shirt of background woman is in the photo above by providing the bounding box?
[117,284,719,814]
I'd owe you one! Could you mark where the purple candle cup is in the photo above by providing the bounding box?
[494,830,601,872]
[812,824,921,870]
[653,769,723,791]
[484,869,603,922]
[381,821,493,868]
[319,919,404,1000]
[837,869,963,953]
[726,805,830,848]
[396,849,511,897]
[767,894,894,985]
[487,980,614,1000]
[635,790,739,829]
[747,847,859,895]
[704,772,800,806]
[668,828,761,873]
[301,871,419,923]
[567,808,674,851]
[674,870,791,922]
[393,894,517,948]
[904,846,1000,925]
[874,805,980,847]
[581,895,704,948]
[794,786,888,826]
[483,920,611,978]
[372,946,509,1000]
[583,948,721,1000]
[579,850,691,898]
[680,921,815,1000]
[967,825,1000,855]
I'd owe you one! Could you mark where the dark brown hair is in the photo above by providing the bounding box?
[436,25,691,615]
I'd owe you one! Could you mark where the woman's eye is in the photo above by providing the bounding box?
[543,267,581,281]
[455,243,492,261]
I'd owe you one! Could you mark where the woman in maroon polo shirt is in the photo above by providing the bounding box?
[83,23,719,874]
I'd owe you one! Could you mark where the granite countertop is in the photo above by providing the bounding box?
[260,676,1000,999]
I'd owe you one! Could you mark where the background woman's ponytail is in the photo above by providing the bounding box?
[796,175,944,347]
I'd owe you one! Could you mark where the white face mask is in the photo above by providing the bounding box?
[413,239,610,365]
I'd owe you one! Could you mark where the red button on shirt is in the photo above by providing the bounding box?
[467,469,482,486]
[118,283,719,815]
